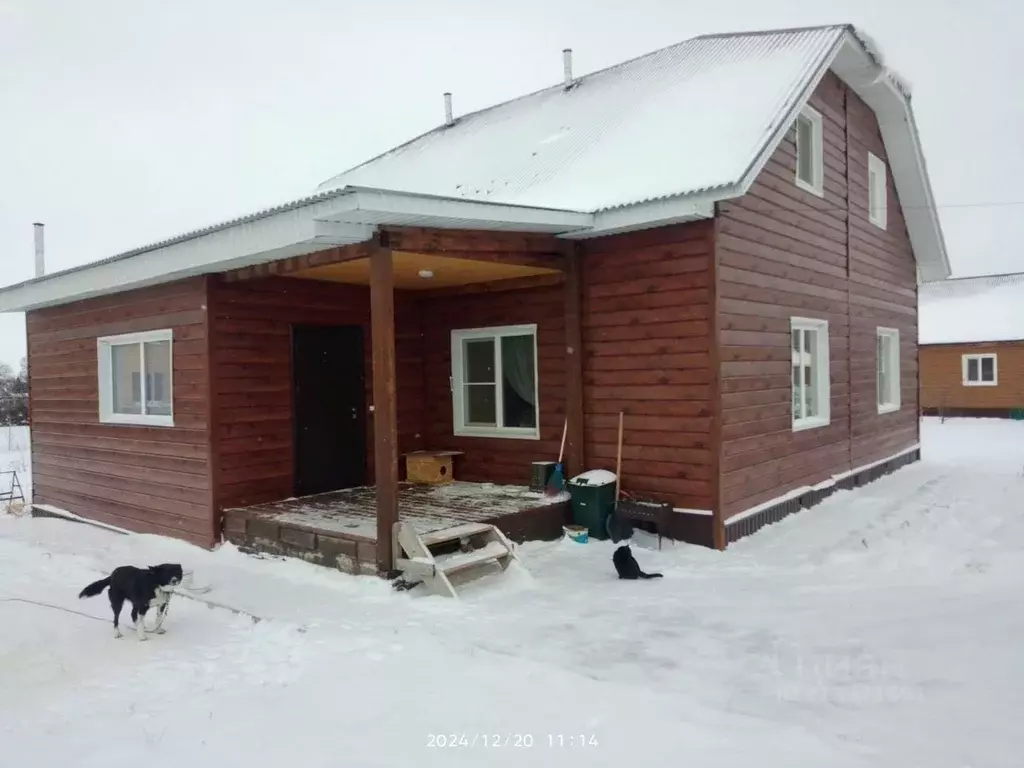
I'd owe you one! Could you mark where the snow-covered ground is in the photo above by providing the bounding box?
[2,418,1023,767]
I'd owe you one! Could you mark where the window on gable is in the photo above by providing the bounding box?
[791,317,831,431]
[98,329,174,426]
[876,327,901,413]
[962,354,998,387]
[868,152,888,229]
[451,324,539,439]
[795,105,824,196]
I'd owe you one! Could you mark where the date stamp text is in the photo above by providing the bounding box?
[426,733,598,748]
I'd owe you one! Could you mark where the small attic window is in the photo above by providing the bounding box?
[868,152,888,229]
[795,105,824,197]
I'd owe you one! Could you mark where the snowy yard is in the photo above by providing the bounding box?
[2,418,1023,767]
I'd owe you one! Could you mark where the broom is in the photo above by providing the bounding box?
[614,410,624,509]
[607,410,625,541]
[545,418,568,495]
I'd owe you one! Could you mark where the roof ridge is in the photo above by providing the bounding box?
[694,22,851,41]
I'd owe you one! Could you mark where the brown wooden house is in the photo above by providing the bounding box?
[919,273,1024,418]
[0,24,950,574]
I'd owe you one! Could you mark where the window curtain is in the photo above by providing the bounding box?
[501,336,535,406]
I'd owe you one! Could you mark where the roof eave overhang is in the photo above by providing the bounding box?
[319,186,595,233]
[832,32,951,283]
[0,199,376,313]
[695,29,951,285]
[558,196,716,239]
[0,188,597,313]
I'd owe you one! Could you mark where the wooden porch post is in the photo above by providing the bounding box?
[564,243,586,479]
[370,234,399,573]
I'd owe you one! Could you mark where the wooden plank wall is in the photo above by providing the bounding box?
[417,283,566,486]
[846,88,919,464]
[920,341,1024,411]
[715,71,919,519]
[26,277,215,546]
[579,222,716,512]
[209,276,425,512]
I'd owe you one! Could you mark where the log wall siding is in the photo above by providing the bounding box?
[417,284,566,486]
[579,221,716,512]
[26,277,215,546]
[920,341,1024,411]
[209,276,425,512]
[845,87,919,465]
[715,70,919,519]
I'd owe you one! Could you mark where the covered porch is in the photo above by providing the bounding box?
[211,224,588,573]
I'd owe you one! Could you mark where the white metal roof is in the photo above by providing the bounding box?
[919,273,1024,345]
[0,23,950,312]
[317,26,844,212]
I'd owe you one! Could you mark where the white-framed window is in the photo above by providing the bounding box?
[876,327,901,413]
[790,317,831,431]
[794,104,824,196]
[450,324,539,439]
[97,329,174,426]
[962,354,998,387]
[868,152,888,229]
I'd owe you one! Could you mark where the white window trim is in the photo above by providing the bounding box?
[450,323,540,440]
[790,316,831,432]
[97,329,175,427]
[868,152,888,229]
[794,104,824,197]
[876,327,901,414]
[962,353,998,387]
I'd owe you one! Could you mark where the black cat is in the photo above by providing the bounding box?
[612,545,663,580]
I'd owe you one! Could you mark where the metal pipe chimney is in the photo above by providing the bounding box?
[443,92,453,125]
[33,222,44,278]
[563,48,573,87]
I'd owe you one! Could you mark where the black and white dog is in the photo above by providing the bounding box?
[79,564,183,640]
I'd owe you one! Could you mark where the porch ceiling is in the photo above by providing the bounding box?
[287,249,560,289]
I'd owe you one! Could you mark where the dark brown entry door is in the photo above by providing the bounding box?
[292,324,366,497]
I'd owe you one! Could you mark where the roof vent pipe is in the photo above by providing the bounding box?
[443,92,453,125]
[33,222,44,278]
[563,48,573,87]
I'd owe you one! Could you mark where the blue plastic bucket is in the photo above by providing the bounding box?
[563,524,589,543]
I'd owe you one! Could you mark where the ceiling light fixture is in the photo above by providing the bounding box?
[418,269,434,278]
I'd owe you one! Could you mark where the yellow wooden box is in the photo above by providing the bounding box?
[404,450,463,484]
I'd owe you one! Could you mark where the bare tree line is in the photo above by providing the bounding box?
[0,358,28,428]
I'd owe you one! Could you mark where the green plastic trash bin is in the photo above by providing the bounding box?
[568,469,617,540]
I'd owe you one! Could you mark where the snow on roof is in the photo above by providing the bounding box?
[919,273,1024,345]
[316,26,847,212]
[0,22,951,312]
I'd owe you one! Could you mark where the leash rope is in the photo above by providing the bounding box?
[0,597,108,623]
[0,594,282,630]
[169,590,308,632]
[1,574,307,633]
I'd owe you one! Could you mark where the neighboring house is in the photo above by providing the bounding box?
[919,273,1024,418]
[0,23,949,571]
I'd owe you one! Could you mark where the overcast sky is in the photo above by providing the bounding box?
[1,0,1019,367]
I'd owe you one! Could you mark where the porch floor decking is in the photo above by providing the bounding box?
[233,482,570,541]
[223,482,571,573]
